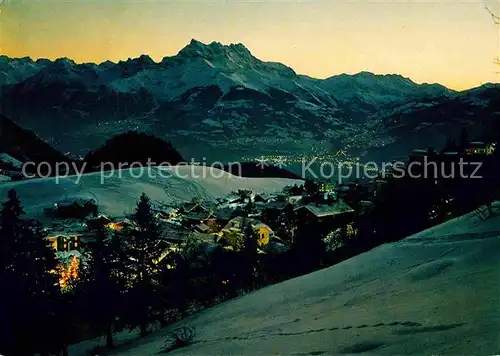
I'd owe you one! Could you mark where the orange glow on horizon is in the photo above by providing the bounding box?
[1,0,498,91]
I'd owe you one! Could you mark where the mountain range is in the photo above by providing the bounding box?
[1,39,499,163]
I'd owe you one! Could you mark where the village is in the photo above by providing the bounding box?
[41,138,497,288]
[43,181,362,284]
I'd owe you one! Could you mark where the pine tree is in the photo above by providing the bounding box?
[243,221,258,252]
[0,189,62,355]
[304,179,319,196]
[459,127,469,151]
[123,193,164,337]
[79,223,124,348]
[244,200,254,216]
[243,221,259,290]
[291,223,325,275]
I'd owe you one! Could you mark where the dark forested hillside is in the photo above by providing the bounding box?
[84,131,184,170]
[0,115,71,167]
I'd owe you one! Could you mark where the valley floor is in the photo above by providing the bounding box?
[71,203,500,355]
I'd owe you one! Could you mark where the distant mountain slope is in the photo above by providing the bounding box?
[0,55,51,85]
[320,71,454,120]
[0,115,71,170]
[363,84,500,162]
[0,40,456,161]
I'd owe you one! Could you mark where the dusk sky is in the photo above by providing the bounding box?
[1,0,498,90]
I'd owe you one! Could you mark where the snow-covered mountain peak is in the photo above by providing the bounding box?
[53,57,76,67]
[0,40,470,162]
[41,58,78,76]
[35,58,52,66]
[176,39,255,64]
[119,54,155,65]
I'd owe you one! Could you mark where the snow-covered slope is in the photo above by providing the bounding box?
[0,166,302,218]
[73,204,500,355]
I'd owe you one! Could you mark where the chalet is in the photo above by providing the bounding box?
[253,194,268,203]
[155,207,179,221]
[214,207,236,225]
[47,231,95,252]
[52,198,98,219]
[194,223,211,233]
[85,214,112,230]
[156,236,218,265]
[156,239,222,265]
[221,216,274,247]
[47,234,79,252]
[294,200,355,225]
[180,202,210,214]
[183,211,215,227]
[105,218,135,231]
[158,225,189,243]
[262,200,292,220]
[224,191,252,206]
[223,193,252,208]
